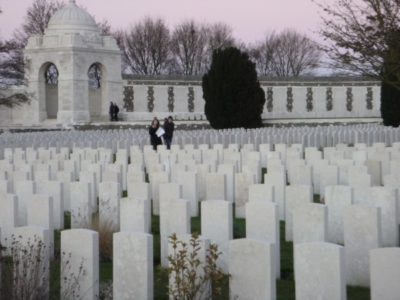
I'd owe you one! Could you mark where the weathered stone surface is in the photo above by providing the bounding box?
[248,184,274,202]
[205,173,226,201]
[325,185,353,244]
[160,199,190,267]
[235,172,255,218]
[201,200,232,273]
[370,247,400,300]
[294,242,346,300]
[61,229,99,300]
[113,232,153,300]
[70,182,92,228]
[120,197,151,233]
[246,200,280,278]
[98,182,121,232]
[285,185,313,241]
[293,203,327,245]
[229,239,276,300]
[344,205,382,287]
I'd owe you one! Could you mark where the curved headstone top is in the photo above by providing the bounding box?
[46,0,99,35]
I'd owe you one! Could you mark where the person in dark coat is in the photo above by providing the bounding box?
[109,102,115,121]
[113,104,120,121]
[163,116,175,150]
[149,118,163,150]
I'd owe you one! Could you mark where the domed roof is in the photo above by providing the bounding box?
[46,0,99,35]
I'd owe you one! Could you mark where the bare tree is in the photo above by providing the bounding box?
[119,17,170,75]
[249,30,321,77]
[0,38,30,107]
[170,20,208,75]
[13,0,64,46]
[315,0,400,82]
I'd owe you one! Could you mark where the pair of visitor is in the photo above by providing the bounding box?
[149,116,175,150]
[109,102,120,121]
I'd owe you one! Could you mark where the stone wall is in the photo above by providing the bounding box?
[121,77,381,122]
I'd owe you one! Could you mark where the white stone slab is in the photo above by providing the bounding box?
[235,172,255,218]
[113,232,153,300]
[344,204,382,287]
[120,197,151,233]
[61,229,99,300]
[160,199,190,267]
[229,239,275,300]
[0,194,18,247]
[205,173,226,201]
[98,182,121,232]
[14,180,35,226]
[149,171,169,215]
[370,247,400,300]
[293,203,327,245]
[217,163,235,202]
[285,185,313,241]
[325,185,353,244]
[201,200,232,273]
[265,168,286,220]
[246,201,280,279]
[294,242,346,300]
[176,171,199,216]
[70,182,92,229]
[36,180,64,229]
[248,184,274,202]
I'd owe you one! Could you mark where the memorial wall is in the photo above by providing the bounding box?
[121,76,381,122]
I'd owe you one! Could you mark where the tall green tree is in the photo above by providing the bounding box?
[202,47,265,129]
[315,0,400,126]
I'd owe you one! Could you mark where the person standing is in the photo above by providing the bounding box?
[163,116,175,150]
[109,102,115,121]
[114,104,120,121]
[149,118,163,150]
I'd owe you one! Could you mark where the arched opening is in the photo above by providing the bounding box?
[43,63,59,119]
[88,63,105,119]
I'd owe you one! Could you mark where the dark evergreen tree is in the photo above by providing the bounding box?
[202,47,265,129]
[381,75,400,127]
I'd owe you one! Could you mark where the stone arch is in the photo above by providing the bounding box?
[88,62,106,119]
[39,62,59,119]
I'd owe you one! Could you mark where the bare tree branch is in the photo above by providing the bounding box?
[120,17,170,75]
[249,29,321,77]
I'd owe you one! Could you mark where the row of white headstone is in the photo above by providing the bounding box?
[2,123,400,151]
[1,142,400,299]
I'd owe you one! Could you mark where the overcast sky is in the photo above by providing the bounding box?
[1,0,325,43]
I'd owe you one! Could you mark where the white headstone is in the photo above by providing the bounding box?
[370,247,400,300]
[344,204,382,287]
[294,242,346,300]
[229,239,276,300]
[61,229,99,300]
[98,182,121,231]
[201,200,232,273]
[36,180,64,229]
[285,185,313,241]
[70,182,92,228]
[120,197,151,233]
[113,232,153,300]
[325,185,353,244]
[160,199,190,267]
[246,201,280,278]
[293,203,327,245]
[205,173,226,201]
